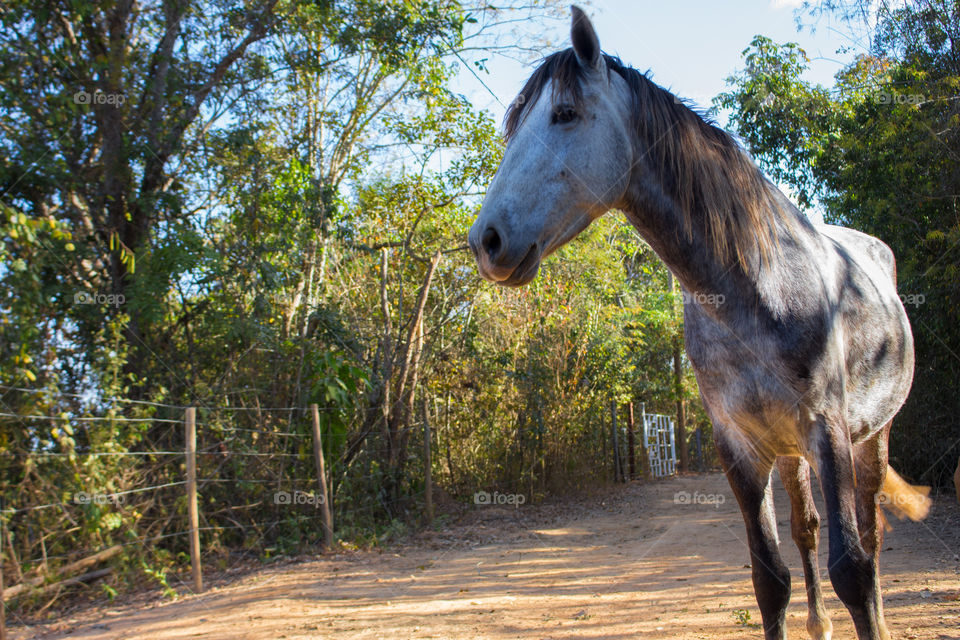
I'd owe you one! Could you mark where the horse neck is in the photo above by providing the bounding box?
[619,167,788,312]
[611,74,816,307]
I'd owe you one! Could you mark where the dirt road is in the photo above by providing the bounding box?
[15,472,960,639]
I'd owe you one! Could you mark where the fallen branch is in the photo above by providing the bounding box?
[3,539,138,601]
[35,568,113,597]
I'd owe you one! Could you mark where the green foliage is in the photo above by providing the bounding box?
[714,36,837,208]
[140,560,178,601]
[434,216,703,495]
[733,608,761,629]
[0,0,700,618]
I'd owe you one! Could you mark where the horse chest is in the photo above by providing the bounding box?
[684,306,813,456]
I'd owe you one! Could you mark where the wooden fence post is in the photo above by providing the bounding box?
[610,400,622,483]
[184,407,202,593]
[310,404,334,550]
[1,501,6,640]
[627,402,636,481]
[954,455,960,506]
[667,270,689,472]
[638,402,651,479]
[694,426,704,471]
[422,397,434,524]
[600,407,607,465]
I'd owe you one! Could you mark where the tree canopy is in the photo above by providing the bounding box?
[1,0,700,612]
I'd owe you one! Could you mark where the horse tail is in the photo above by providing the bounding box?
[879,465,931,521]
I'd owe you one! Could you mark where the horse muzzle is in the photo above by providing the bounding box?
[469,224,541,286]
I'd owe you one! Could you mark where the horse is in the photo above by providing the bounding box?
[467,7,930,640]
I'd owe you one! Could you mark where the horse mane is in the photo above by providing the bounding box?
[503,49,795,270]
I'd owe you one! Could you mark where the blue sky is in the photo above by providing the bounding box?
[450,0,863,220]
[455,0,859,128]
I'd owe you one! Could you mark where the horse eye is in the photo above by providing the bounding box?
[551,105,578,124]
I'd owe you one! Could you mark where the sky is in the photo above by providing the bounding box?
[455,0,861,123]
[450,0,865,221]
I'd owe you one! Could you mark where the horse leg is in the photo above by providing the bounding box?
[717,433,791,640]
[853,422,891,561]
[814,414,889,640]
[851,422,892,634]
[777,456,832,640]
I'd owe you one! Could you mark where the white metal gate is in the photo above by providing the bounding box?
[641,408,677,477]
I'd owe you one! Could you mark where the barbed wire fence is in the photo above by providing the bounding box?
[0,385,436,635]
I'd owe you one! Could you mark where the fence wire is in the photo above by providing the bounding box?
[1,386,438,617]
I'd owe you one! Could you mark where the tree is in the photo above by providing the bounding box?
[0,0,283,372]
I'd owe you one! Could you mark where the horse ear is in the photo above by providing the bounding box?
[571,6,600,69]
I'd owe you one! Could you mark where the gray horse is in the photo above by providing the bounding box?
[468,7,930,640]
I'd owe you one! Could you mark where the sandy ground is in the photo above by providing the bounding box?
[10,472,960,639]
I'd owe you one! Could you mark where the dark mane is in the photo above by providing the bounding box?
[504,49,588,142]
[503,49,796,268]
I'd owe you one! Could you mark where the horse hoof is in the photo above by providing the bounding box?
[807,619,832,640]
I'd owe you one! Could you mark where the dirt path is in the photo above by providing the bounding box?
[14,473,960,639]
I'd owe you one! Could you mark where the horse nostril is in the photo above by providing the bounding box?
[481,226,503,260]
